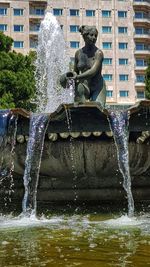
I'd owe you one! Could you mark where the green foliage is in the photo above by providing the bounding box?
[0,31,13,52]
[0,92,15,109]
[145,58,150,99]
[0,32,36,110]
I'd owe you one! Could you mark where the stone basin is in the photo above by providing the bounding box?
[1,100,150,212]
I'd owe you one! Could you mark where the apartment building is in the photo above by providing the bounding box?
[133,0,150,99]
[0,0,149,104]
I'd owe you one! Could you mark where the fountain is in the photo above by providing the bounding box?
[0,12,150,217]
[0,11,150,267]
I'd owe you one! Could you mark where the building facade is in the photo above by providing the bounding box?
[0,0,149,104]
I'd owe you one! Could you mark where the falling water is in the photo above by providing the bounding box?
[22,114,50,217]
[65,106,78,203]
[35,11,74,113]
[0,110,18,206]
[108,110,134,217]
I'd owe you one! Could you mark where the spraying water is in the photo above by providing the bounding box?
[22,114,50,217]
[108,110,134,217]
[35,11,74,113]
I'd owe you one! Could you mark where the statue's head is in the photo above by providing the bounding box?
[79,25,98,45]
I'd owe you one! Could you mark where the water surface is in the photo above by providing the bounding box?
[0,213,150,267]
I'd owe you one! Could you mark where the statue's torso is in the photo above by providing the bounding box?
[77,49,97,72]
[76,48,102,91]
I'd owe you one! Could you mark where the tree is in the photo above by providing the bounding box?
[0,32,13,52]
[0,32,36,110]
[145,58,150,99]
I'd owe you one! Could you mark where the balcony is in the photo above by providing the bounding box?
[134,17,150,25]
[133,0,150,8]
[135,81,145,87]
[29,0,47,3]
[30,38,38,50]
[134,33,150,40]
[136,91,145,100]
[135,65,147,71]
[29,8,45,19]
[29,25,40,36]
[29,31,39,36]
[30,43,37,51]
[134,49,150,56]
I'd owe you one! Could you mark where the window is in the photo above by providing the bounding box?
[13,9,23,16]
[70,25,79,32]
[118,27,127,33]
[30,24,40,32]
[136,59,147,66]
[119,90,129,97]
[136,75,145,83]
[135,12,142,19]
[106,90,113,97]
[102,26,112,33]
[135,11,147,19]
[118,11,127,18]
[119,75,128,81]
[70,41,79,48]
[103,58,112,65]
[14,25,24,32]
[102,42,112,49]
[86,10,95,17]
[0,24,7,31]
[103,74,112,81]
[0,8,7,15]
[135,27,143,34]
[102,10,111,17]
[135,43,148,50]
[137,91,145,99]
[30,40,38,48]
[35,9,44,15]
[135,27,149,35]
[53,9,63,16]
[119,42,128,49]
[70,9,79,16]
[119,58,128,65]
[13,41,24,48]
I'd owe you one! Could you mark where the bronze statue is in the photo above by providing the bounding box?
[60,25,106,107]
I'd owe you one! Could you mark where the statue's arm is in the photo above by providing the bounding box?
[74,50,79,74]
[77,50,103,80]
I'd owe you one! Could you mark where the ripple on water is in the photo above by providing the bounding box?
[0,214,64,230]
[0,213,150,233]
[0,213,150,267]
[102,215,140,227]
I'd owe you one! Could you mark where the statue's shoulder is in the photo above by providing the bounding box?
[95,48,104,59]
[75,48,82,57]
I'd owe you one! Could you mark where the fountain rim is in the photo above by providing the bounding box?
[9,100,150,120]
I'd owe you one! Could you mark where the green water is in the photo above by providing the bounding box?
[0,213,150,267]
